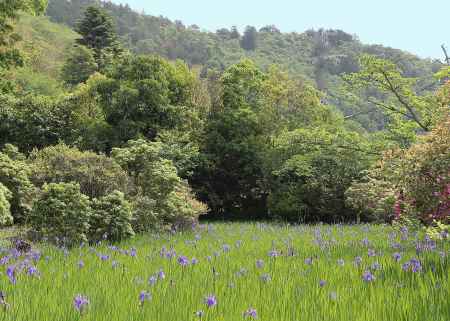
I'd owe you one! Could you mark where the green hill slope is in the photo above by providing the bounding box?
[9,13,78,96]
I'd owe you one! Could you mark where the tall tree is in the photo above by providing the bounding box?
[75,6,122,69]
[240,26,257,51]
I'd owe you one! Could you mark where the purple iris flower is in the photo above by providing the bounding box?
[77,260,84,269]
[368,249,376,257]
[178,256,189,266]
[191,258,199,265]
[158,269,165,280]
[244,307,257,318]
[304,257,313,265]
[139,291,151,305]
[6,266,16,284]
[27,266,39,276]
[354,256,363,266]
[393,252,401,262]
[148,276,157,285]
[319,280,326,287]
[73,295,89,313]
[362,271,375,282]
[205,295,217,307]
[256,259,264,268]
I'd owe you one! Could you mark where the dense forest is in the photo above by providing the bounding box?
[0,0,448,245]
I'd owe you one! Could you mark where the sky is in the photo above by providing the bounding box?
[112,0,448,60]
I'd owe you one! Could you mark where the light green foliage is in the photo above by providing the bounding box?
[30,143,130,199]
[0,0,48,92]
[89,191,134,242]
[61,45,97,86]
[0,146,34,223]
[8,13,78,95]
[112,139,206,231]
[0,182,14,226]
[94,55,196,145]
[268,126,373,222]
[343,55,444,146]
[30,182,91,245]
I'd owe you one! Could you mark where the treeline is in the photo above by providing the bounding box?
[0,2,448,245]
[44,0,443,132]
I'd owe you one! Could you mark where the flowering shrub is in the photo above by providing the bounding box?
[346,116,450,224]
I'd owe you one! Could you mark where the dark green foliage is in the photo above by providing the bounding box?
[0,183,14,226]
[75,6,122,69]
[89,191,134,242]
[240,26,257,51]
[30,144,129,199]
[30,182,91,245]
[0,94,76,152]
[268,127,373,222]
[61,45,97,86]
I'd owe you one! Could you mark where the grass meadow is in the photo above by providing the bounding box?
[0,223,449,321]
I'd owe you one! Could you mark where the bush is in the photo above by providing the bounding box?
[0,147,35,223]
[112,139,207,231]
[90,191,134,242]
[30,144,130,199]
[30,182,91,245]
[0,183,13,226]
[346,116,450,223]
[132,183,207,232]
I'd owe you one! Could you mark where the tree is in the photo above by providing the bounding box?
[61,45,98,86]
[344,55,445,146]
[193,60,269,217]
[240,26,257,51]
[75,6,122,69]
[94,55,196,145]
[230,26,240,39]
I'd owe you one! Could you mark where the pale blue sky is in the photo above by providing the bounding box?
[113,0,448,60]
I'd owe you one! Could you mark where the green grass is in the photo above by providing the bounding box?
[0,223,448,320]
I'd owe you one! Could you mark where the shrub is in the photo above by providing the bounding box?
[90,191,134,242]
[0,183,13,226]
[346,116,450,223]
[30,144,130,199]
[30,182,91,245]
[113,139,207,231]
[0,147,35,223]
[132,183,207,232]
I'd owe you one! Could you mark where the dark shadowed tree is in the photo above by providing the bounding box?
[240,26,257,51]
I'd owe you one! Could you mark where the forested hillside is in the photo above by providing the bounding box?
[44,0,442,131]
